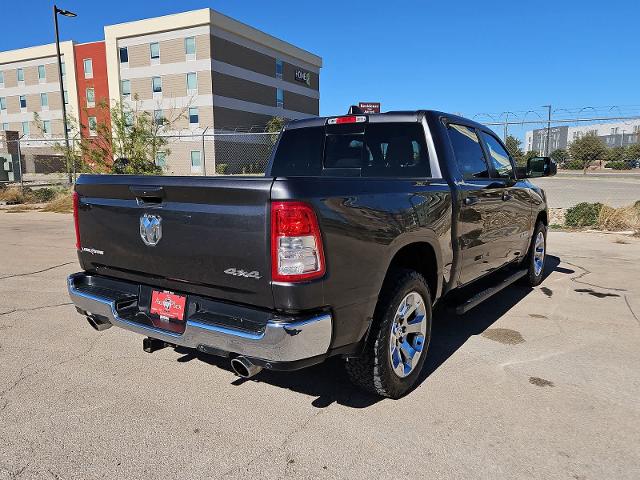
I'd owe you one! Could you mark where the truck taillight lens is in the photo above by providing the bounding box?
[73,191,81,250]
[271,201,325,282]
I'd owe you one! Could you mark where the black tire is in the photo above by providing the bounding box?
[345,269,432,399]
[522,221,547,287]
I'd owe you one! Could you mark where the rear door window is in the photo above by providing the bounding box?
[447,124,489,180]
[271,122,430,177]
[479,131,514,179]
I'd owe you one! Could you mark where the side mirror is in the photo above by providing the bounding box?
[526,156,557,178]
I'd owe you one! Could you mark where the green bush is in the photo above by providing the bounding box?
[215,163,229,175]
[32,187,58,202]
[565,202,603,227]
[604,161,628,170]
[563,159,585,170]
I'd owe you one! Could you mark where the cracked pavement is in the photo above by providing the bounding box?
[1,212,639,480]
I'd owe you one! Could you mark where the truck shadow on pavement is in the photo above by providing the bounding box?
[181,255,566,408]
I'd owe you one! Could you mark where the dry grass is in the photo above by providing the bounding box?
[4,205,41,213]
[597,203,640,232]
[41,192,73,213]
[0,187,33,204]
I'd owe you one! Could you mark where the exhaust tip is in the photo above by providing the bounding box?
[86,315,112,331]
[231,356,262,379]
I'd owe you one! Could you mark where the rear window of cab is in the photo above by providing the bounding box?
[270,122,430,178]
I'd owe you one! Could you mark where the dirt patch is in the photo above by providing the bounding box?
[529,377,554,387]
[481,328,525,345]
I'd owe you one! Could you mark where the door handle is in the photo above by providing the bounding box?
[502,191,513,201]
[464,196,479,206]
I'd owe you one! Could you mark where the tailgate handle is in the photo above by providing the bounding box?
[130,186,165,204]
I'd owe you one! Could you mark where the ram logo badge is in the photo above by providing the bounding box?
[140,214,162,246]
[224,268,261,279]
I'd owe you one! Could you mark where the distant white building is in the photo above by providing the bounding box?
[525,119,640,153]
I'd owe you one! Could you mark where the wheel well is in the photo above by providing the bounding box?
[383,242,438,303]
[536,210,548,226]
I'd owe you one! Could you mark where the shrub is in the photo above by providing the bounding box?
[598,204,640,232]
[42,192,73,213]
[215,163,229,175]
[562,159,585,170]
[32,187,59,203]
[565,202,603,227]
[604,161,628,170]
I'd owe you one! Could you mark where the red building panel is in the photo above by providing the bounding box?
[73,41,110,140]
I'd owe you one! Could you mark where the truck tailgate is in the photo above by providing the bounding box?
[75,175,274,309]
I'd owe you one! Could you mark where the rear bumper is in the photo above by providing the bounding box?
[67,272,332,364]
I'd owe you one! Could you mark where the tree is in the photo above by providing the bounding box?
[523,150,541,163]
[568,133,606,174]
[43,96,188,176]
[550,148,569,165]
[505,135,524,164]
[265,116,287,133]
[625,143,640,160]
[605,146,626,163]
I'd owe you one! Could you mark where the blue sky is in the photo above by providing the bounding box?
[2,0,638,139]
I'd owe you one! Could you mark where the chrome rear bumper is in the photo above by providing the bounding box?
[67,273,332,363]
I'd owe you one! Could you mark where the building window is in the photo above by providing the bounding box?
[185,37,196,56]
[155,151,166,167]
[611,127,618,135]
[83,59,93,79]
[152,76,162,93]
[153,109,164,125]
[88,116,97,136]
[40,93,48,108]
[0,71,4,86]
[61,62,65,77]
[64,90,68,105]
[276,88,284,108]
[42,120,51,135]
[86,88,95,107]
[276,59,283,79]
[2,123,7,131]
[189,107,199,125]
[186,72,197,93]
[17,68,24,82]
[119,47,129,64]
[121,79,131,98]
[22,121,29,135]
[19,95,26,109]
[0,97,5,110]
[150,42,160,60]
[37,65,46,81]
[190,150,201,171]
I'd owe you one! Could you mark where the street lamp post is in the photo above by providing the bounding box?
[542,105,552,156]
[53,4,76,184]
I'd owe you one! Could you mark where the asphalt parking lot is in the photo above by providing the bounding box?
[533,174,640,208]
[1,212,639,480]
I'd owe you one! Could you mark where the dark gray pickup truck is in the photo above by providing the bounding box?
[68,109,555,398]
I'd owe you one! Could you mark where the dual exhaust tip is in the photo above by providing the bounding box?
[85,315,262,379]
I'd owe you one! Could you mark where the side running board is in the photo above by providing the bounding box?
[455,269,528,315]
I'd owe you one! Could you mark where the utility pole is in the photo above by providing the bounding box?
[542,105,552,156]
[53,5,77,184]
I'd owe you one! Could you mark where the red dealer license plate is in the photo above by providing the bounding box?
[150,291,187,321]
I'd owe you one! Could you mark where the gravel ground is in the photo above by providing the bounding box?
[1,212,639,480]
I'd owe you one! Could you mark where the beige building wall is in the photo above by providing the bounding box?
[0,41,79,142]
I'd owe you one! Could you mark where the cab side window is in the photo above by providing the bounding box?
[447,124,489,180]
[480,132,514,179]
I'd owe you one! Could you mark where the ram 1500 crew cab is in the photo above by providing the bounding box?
[68,109,556,398]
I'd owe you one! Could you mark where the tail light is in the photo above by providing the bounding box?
[327,115,367,125]
[271,201,325,282]
[73,191,81,250]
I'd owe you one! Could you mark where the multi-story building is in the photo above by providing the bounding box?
[0,8,322,175]
[0,41,80,140]
[525,120,640,154]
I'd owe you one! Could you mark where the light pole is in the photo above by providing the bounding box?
[53,4,76,184]
[621,129,625,147]
[542,105,552,156]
